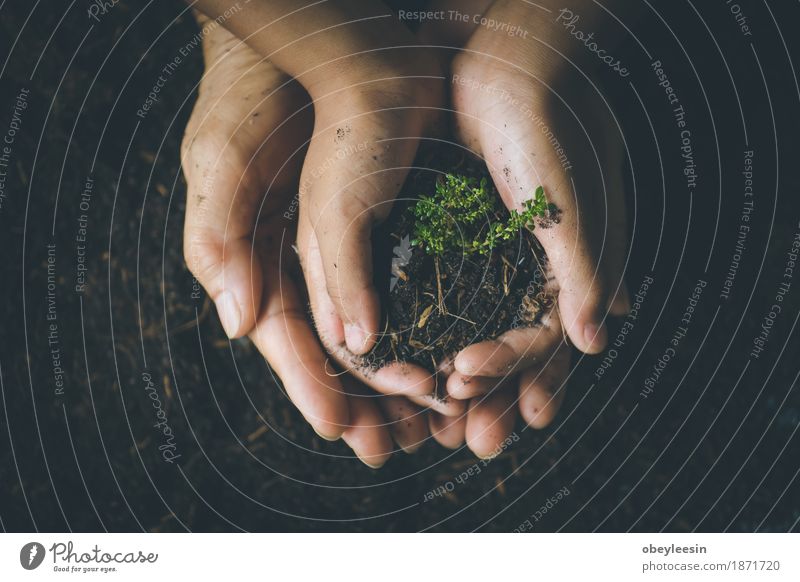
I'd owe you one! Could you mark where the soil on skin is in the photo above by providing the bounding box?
[368,145,554,372]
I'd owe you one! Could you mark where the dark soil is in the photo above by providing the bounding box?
[370,147,552,371]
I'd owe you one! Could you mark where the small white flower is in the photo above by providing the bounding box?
[390,235,412,291]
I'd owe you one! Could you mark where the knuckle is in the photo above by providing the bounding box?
[182,235,222,285]
[183,127,252,184]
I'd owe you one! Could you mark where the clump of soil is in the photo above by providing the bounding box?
[368,145,554,372]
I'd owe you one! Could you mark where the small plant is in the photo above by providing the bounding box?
[370,150,554,373]
[411,173,554,256]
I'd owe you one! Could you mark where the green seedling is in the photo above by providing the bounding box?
[411,173,554,256]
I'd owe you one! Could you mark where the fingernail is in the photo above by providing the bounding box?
[313,427,340,442]
[584,322,607,351]
[216,291,241,338]
[344,323,368,355]
[400,441,423,454]
[360,457,387,469]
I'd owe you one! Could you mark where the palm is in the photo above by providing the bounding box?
[412,8,629,455]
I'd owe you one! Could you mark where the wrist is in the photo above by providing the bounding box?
[301,46,444,107]
[191,1,441,101]
[461,0,633,83]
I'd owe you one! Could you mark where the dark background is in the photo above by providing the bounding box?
[0,0,799,532]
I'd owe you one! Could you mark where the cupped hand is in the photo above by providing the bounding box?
[188,1,454,403]
[180,16,429,466]
[292,27,459,408]
[421,0,630,457]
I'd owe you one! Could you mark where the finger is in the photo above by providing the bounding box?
[299,213,436,397]
[484,143,611,355]
[297,213,345,346]
[183,226,262,340]
[446,372,496,400]
[248,268,349,441]
[518,343,570,429]
[410,390,467,417]
[429,411,467,449]
[378,396,429,453]
[465,389,517,459]
[182,125,266,339]
[299,105,426,355]
[328,348,436,398]
[308,195,382,356]
[181,32,310,339]
[451,68,620,355]
[454,308,564,377]
[341,380,394,469]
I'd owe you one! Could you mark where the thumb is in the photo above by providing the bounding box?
[475,121,618,354]
[299,105,425,355]
[182,133,263,338]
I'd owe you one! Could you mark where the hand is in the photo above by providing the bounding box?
[293,29,447,388]
[180,16,429,466]
[192,0,450,402]
[294,49,448,400]
[421,0,630,456]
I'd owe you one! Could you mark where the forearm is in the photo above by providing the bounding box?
[189,0,427,97]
